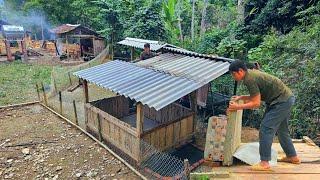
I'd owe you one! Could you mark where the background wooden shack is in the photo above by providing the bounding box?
[50,24,105,59]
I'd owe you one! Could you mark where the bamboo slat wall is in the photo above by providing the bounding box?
[85,103,140,161]
[86,96,195,162]
[142,115,194,151]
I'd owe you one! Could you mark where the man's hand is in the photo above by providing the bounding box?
[228,101,241,111]
[231,96,241,102]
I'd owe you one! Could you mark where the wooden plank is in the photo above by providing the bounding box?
[83,80,89,103]
[186,116,194,134]
[97,114,103,141]
[180,117,188,141]
[158,127,166,150]
[165,125,174,149]
[223,100,244,166]
[303,136,317,146]
[173,121,181,145]
[136,103,144,137]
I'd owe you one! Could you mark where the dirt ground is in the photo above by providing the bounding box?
[0,104,140,180]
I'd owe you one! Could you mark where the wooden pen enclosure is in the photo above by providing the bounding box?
[85,96,195,162]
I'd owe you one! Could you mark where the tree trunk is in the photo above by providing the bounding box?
[200,0,208,37]
[237,0,245,24]
[177,0,183,42]
[191,0,196,42]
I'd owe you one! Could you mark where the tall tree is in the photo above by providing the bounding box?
[200,0,208,36]
[237,0,245,24]
[191,0,196,42]
[125,1,168,41]
[176,0,183,41]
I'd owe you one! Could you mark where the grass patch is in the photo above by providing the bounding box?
[0,61,52,105]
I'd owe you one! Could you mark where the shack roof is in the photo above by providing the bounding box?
[117,37,176,51]
[1,25,25,40]
[74,53,230,110]
[50,24,103,38]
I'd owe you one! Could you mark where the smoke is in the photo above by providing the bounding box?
[1,1,53,40]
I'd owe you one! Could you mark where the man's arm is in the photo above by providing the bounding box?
[229,93,261,110]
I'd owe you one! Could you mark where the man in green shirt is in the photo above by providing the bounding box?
[228,60,300,171]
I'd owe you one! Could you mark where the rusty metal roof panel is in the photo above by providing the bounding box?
[74,60,201,110]
[136,53,230,84]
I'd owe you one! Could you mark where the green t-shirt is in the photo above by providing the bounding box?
[243,69,293,105]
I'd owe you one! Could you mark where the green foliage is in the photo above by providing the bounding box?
[216,37,247,59]
[124,1,169,41]
[195,28,228,54]
[244,0,316,34]
[247,10,320,138]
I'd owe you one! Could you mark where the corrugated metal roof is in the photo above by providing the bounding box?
[74,60,202,110]
[137,53,230,84]
[163,46,235,62]
[117,37,169,51]
[51,24,80,34]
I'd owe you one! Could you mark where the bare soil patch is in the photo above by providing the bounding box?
[0,104,140,180]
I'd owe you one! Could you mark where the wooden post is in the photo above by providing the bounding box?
[136,102,144,163]
[136,103,144,136]
[73,100,79,125]
[97,114,103,141]
[41,82,48,106]
[190,91,197,132]
[21,40,27,61]
[223,100,243,166]
[35,84,41,101]
[59,91,62,114]
[130,47,134,61]
[68,72,72,86]
[52,72,58,94]
[83,79,89,103]
[184,159,190,179]
[4,40,13,61]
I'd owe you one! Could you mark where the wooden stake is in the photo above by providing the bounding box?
[35,84,41,101]
[41,82,48,106]
[190,91,197,132]
[59,91,62,114]
[184,159,190,179]
[97,114,102,141]
[73,100,79,125]
[68,72,72,86]
[130,47,134,61]
[83,79,89,103]
[136,103,144,137]
[52,73,57,93]
[136,102,144,164]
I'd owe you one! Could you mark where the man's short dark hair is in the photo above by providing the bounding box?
[229,60,248,72]
[144,43,150,48]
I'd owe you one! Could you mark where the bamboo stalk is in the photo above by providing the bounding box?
[73,100,78,125]
[97,114,102,141]
[41,82,48,106]
[68,72,72,86]
[59,91,62,114]
[36,84,41,101]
